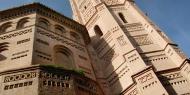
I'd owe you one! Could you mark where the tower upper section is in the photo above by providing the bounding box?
[102,0,129,5]
[70,0,97,24]
[0,3,96,80]
[70,0,134,24]
[70,0,190,95]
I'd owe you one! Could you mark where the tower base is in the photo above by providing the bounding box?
[0,65,103,95]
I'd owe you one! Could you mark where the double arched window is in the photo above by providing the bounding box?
[94,25,103,37]
[54,45,75,69]
[38,18,50,29]
[16,17,30,29]
[118,12,128,23]
[0,22,12,33]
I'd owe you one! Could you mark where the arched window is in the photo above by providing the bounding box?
[70,32,80,41]
[38,18,49,29]
[54,45,75,69]
[0,22,12,33]
[94,25,103,37]
[16,17,30,29]
[55,25,66,33]
[0,42,9,53]
[118,12,127,23]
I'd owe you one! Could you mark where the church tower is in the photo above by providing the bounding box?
[70,0,190,95]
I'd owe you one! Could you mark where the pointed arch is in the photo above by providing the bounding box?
[118,12,127,23]
[94,25,103,37]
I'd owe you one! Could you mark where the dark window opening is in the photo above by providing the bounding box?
[84,6,87,9]
[118,13,127,23]
[94,25,103,37]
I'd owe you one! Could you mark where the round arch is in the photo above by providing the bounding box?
[38,18,50,29]
[54,24,66,34]
[53,45,75,69]
[16,17,30,29]
[0,22,12,33]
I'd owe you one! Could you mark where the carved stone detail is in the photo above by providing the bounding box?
[104,0,123,6]
[37,29,85,52]
[0,29,32,40]
[138,73,153,84]
[4,72,37,83]
[128,88,139,95]
[133,34,153,46]
[117,35,127,46]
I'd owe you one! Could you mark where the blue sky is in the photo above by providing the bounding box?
[0,0,190,57]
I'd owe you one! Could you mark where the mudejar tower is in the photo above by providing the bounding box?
[69,0,190,95]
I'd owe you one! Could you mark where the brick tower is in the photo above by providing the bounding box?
[69,0,190,95]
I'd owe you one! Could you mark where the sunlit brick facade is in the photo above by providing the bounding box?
[70,0,190,95]
[0,3,103,95]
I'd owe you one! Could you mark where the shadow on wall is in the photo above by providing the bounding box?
[159,75,177,95]
[91,33,123,95]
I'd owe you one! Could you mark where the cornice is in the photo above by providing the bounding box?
[156,59,190,74]
[0,64,99,83]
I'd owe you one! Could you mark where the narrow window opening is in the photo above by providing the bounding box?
[118,13,127,23]
[84,6,87,9]
[94,25,103,37]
